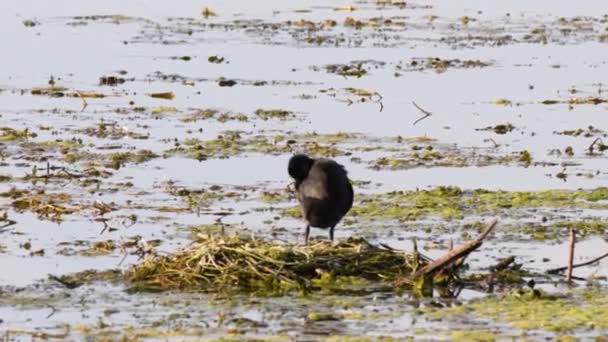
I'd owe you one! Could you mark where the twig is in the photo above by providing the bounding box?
[74,90,88,111]
[588,137,603,154]
[118,236,129,267]
[412,101,432,126]
[46,305,57,318]
[407,218,498,280]
[487,138,499,148]
[566,228,575,282]
[49,275,81,289]
[547,251,608,275]
[0,219,17,230]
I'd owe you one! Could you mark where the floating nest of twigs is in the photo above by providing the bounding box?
[126,235,425,293]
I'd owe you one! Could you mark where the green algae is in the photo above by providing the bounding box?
[426,287,608,334]
[34,139,83,148]
[447,330,501,341]
[370,146,528,170]
[167,131,350,161]
[350,186,465,221]
[323,336,400,342]
[283,186,608,227]
[0,127,37,141]
[260,191,289,204]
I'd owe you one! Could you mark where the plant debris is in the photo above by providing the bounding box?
[126,235,420,293]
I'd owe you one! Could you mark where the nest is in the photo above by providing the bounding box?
[126,235,424,293]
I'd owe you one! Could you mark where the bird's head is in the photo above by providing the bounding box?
[288,154,314,181]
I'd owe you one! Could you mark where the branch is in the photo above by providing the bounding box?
[566,228,576,282]
[408,218,498,279]
[588,137,603,154]
[74,90,88,111]
[547,251,608,275]
[412,101,432,126]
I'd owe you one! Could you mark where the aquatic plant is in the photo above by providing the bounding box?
[126,235,421,294]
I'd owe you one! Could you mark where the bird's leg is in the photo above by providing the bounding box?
[304,224,310,245]
[329,225,335,241]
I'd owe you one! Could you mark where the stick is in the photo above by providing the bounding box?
[547,251,608,274]
[49,275,81,289]
[408,218,498,279]
[412,101,432,126]
[46,305,57,319]
[565,228,576,282]
[0,219,17,230]
[588,137,603,154]
[74,90,88,111]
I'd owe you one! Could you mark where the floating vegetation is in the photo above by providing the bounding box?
[254,108,294,120]
[0,127,37,141]
[99,75,126,86]
[147,91,175,100]
[403,57,491,73]
[518,150,532,165]
[282,186,608,222]
[79,240,116,256]
[4,189,75,221]
[217,78,237,87]
[126,235,419,293]
[426,287,608,334]
[6,4,608,340]
[325,63,367,77]
[167,131,349,161]
[492,98,512,105]
[31,86,106,98]
[476,123,515,135]
[370,147,528,170]
[208,55,225,63]
[105,150,158,169]
[554,126,606,138]
[79,121,149,140]
[180,109,248,123]
[171,55,191,61]
[49,269,123,289]
[201,7,216,18]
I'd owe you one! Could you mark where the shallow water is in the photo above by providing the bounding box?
[2,0,608,340]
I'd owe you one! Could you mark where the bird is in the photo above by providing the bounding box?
[287,154,354,244]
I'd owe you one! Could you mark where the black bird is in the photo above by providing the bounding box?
[288,154,354,244]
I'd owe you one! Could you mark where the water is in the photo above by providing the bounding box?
[2,0,608,340]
